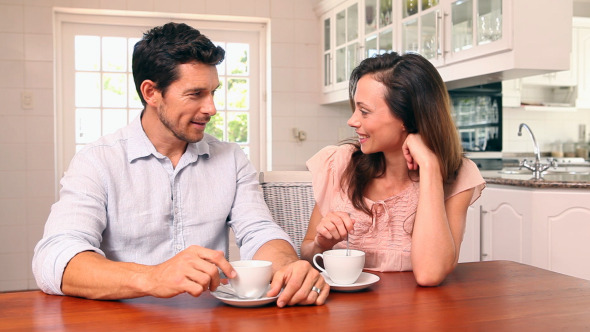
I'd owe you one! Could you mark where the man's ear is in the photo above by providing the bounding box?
[140,80,160,107]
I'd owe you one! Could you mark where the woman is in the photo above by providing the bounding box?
[300,52,485,286]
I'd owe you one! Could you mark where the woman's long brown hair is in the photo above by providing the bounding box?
[343,52,463,216]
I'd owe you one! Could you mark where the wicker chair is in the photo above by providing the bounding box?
[259,171,315,257]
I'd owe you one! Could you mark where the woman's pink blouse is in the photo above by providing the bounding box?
[306,145,486,272]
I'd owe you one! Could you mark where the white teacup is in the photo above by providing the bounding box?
[228,260,272,299]
[313,249,365,285]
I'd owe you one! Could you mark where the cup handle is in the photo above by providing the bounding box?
[312,253,326,273]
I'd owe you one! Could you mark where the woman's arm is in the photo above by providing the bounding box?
[410,161,474,286]
[300,205,354,263]
[403,133,473,286]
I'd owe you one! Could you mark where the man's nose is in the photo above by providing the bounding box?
[202,95,217,116]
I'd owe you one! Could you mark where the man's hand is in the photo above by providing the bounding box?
[140,245,236,298]
[266,260,329,308]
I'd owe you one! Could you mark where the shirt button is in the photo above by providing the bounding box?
[176,245,182,250]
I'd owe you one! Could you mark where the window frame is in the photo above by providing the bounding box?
[53,8,270,195]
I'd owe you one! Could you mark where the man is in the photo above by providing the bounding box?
[32,22,328,307]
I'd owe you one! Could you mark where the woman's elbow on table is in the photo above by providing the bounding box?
[413,264,456,287]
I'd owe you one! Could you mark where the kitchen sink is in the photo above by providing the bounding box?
[497,167,590,181]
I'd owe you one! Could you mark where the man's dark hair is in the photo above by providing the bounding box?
[132,22,225,106]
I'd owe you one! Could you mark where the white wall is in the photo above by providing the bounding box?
[502,107,590,155]
[0,0,351,292]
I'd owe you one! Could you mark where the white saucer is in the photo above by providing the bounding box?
[321,272,380,292]
[210,285,278,308]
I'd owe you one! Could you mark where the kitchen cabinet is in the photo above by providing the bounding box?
[459,183,590,280]
[438,0,572,89]
[400,0,510,69]
[532,188,590,280]
[320,0,362,103]
[458,198,482,263]
[459,186,532,264]
[502,17,590,110]
[316,0,572,104]
[479,186,533,264]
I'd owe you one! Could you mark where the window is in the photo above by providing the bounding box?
[55,11,268,188]
[73,35,142,151]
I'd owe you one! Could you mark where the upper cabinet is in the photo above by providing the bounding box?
[315,0,573,104]
[400,0,509,69]
[321,0,362,103]
[502,17,590,110]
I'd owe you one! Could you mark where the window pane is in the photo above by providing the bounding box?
[227,112,248,143]
[129,109,142,122]
[227,78,249,110]
[76,108,101,144]
[205,112,225,140]
[75,72,101,107]
[226,43,249,75]
[128,73,143,108]
[103,73,127,107]
[102,109,127,135]
[75,36,100,71]
[214,77,226,110]
[102,37,127,72]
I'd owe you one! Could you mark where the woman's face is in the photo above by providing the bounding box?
[347,74,407,155]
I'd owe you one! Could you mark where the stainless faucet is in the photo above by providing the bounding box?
[517,123,557,179]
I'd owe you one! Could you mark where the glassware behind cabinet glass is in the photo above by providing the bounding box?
[451,0,473,52]
[477,0,502,45]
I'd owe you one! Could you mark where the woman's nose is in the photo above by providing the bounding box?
[347,113,359,128]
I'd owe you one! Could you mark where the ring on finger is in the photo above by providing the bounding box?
[311,286,321,295]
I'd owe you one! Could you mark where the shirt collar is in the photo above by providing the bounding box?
[126,116,211,163]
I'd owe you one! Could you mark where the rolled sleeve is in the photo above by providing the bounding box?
[32,153,108,295]
[227,147,295,259]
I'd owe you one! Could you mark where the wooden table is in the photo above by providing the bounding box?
[1,261,590,331]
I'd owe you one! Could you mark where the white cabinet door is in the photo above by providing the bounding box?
[480,186,532,264]
[458,198,482,263]
[532,189,590,280]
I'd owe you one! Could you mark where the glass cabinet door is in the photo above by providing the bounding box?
[364,0,394,58]
[400,0,442,64]
[451,0,473,53]
[477,0,502,45]
[323,17,331,88]
[334,3,359,85]
[446,0,507,64]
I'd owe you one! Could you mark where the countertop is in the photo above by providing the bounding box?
[480,170,590,189]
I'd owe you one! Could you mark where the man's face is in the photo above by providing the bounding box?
[156,62,219,143]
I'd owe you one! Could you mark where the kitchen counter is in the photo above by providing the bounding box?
[480,170,590,189]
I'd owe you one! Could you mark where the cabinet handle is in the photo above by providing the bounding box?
[435,10,442,59]
[328,54,332,85]
[479,206,488,261]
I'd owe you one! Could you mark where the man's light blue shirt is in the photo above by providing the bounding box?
[32,117,293,295]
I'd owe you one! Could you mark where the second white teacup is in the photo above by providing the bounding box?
[313,249,365,285]
[228,260,272,299]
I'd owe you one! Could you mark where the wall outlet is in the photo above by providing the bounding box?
[21,91,33,110]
